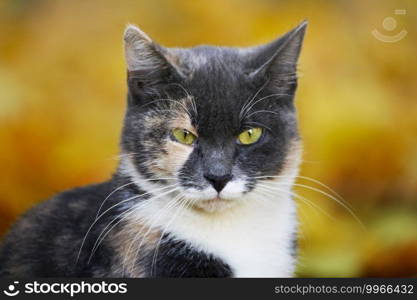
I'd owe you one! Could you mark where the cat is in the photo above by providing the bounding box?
[0,21,307,277]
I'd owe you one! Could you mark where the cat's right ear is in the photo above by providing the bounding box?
[124,25,183,100]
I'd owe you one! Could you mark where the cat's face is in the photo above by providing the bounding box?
[121,23,306,212]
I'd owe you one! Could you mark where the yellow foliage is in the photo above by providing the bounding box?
[0,0,416,277]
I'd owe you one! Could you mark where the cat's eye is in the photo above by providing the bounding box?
[171,128,197,145]
[237,127,263,145]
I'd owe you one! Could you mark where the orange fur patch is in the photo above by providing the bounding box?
[153,110,196,176]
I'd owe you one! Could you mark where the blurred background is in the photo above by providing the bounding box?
[0,0,416,277]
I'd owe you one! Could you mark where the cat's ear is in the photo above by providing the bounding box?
[124,25,183,97]
[248,21,307,91]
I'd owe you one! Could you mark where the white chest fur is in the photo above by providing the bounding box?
[137,191,298,277]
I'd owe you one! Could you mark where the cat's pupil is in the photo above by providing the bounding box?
[248,129,253,137]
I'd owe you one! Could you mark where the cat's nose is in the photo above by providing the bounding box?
[204,173,233,193]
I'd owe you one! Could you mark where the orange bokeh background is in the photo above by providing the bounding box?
[1,0,416,276]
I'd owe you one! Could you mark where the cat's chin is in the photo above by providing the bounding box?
[191,197,237,213]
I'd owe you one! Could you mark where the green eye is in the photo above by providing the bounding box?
[171,128,197,145]
[238,127,263,145]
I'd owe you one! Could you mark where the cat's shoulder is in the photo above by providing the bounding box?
[0,180,116,276]
[1,180,116,245]
[26,181,113,218]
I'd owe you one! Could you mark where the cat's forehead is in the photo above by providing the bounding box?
[172,47,254,135]
[181,46,246,69]
[176,46,253,102]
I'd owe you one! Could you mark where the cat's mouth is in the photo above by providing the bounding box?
[200,196,226,204]
[191,196,236,213]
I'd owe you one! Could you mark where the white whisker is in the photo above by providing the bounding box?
[150,194,189,276]
[291,183,366,231]
[76,183,177,264]
[252,175,349,208]
[123,191,183,275]
[255,184,335,221]
[253,180,365,231]
[239,80,269,120]
[86,187,180,264]
[240,93,292,121]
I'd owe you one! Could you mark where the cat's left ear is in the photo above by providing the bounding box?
[248,21,307,91]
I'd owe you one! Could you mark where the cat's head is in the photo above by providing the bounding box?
[120,22,306,212]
